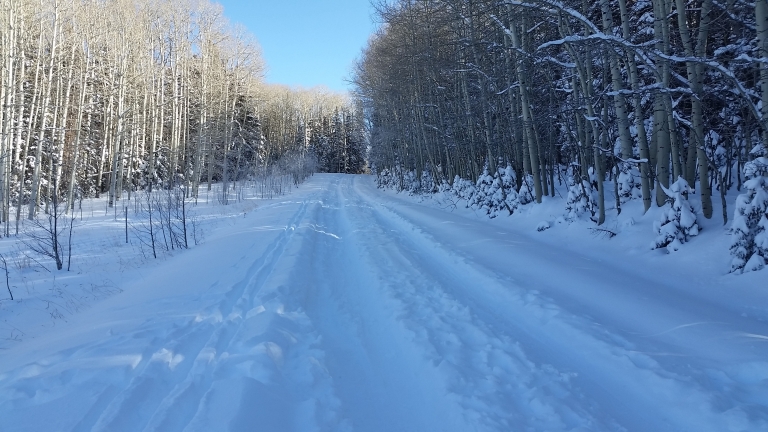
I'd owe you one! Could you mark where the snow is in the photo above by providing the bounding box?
[653,177,700,253]
[0,174,767,431]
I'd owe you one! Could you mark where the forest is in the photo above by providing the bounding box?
[0,2,766,429]
[0,0,366,241]
[353,0,768,273]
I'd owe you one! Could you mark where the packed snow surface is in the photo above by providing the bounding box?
[1,174,767,431]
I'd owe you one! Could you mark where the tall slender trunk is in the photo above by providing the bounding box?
[109,58,127,207]
[0,0,17,232]
[17,16,44,230]
[29,0,59,219]
[45,63,64,215]
[600,0,634,164]
[618,0,653,211]
[67,56,90,213]
[653,0,673,206]
[674,0,713,217]
[759,0,768,151]
[509,15,543,202]
[55,45,77,200]
[96,83,114,199]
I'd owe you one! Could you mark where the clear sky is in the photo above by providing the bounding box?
[214,0,378,93]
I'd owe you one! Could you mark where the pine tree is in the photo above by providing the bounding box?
[565,166,598,222]
[499,165,520,216]
[518,175,536,206]
[471,164,494,213]
[343,109,366,174]
[476,165,519,218]
[617,163,642,204]
[730,158,768,272]
[653,177,700,253]
[450,175,476,204]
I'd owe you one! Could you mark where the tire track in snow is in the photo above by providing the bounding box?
[176,181,350,432]
[327,178,607,431]
[138,196,318,432]
[348,176,766,432]
[86,196,314,432]
[289,178,474,432]
[141,184,349,432]
[0,195,317,432]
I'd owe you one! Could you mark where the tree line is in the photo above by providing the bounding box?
[354,0,766,216]
[353,0,768,272]
[309,107,367,174]
[0,0,361,238]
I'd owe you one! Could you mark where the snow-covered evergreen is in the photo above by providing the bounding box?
[730,157,768,273]
[470,165,495,214]
[376,168,397,189]
[517,175,536,206]
[451,175,476,203]
[470,164,519,218]
[376,167,441,196]
[497,165,520,217]
[653,177,700,253]
[420,170,438,195]
[404,170,420,195]
[565,167,598,222]
[617,165,642,204]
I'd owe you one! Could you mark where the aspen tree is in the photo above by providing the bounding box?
[17,7,46,231]
[509,16,543,203]
[0,0,20,232]
[599,0,634,173]
[28,0,60,219]
[617,0,653,212]
[674,0,714,218]
[65,38,91,214]
[757,0,768,151]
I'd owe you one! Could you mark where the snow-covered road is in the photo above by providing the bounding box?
[1,174,766,432]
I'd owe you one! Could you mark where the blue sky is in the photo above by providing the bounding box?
[215,0,378,93]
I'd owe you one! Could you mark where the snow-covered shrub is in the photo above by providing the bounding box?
[707,131,727,179]
[482,173,503,218]
[729,157,768,273]
[537,221,551,232]
[438,179,452,194]
[451,175,476,203]
[470,165,494,212]
[518,174,536,205]
[403,170,420,195]
[420,170,438,194]
[484,169,506,218]
[376,166,441,195]
[752,143,766,159]
[617,164,642,204]
[376,168,396,189]
[468,164,521,218]
[565,166,598,222]
[652,177,700,253]
[497,164,520,216]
